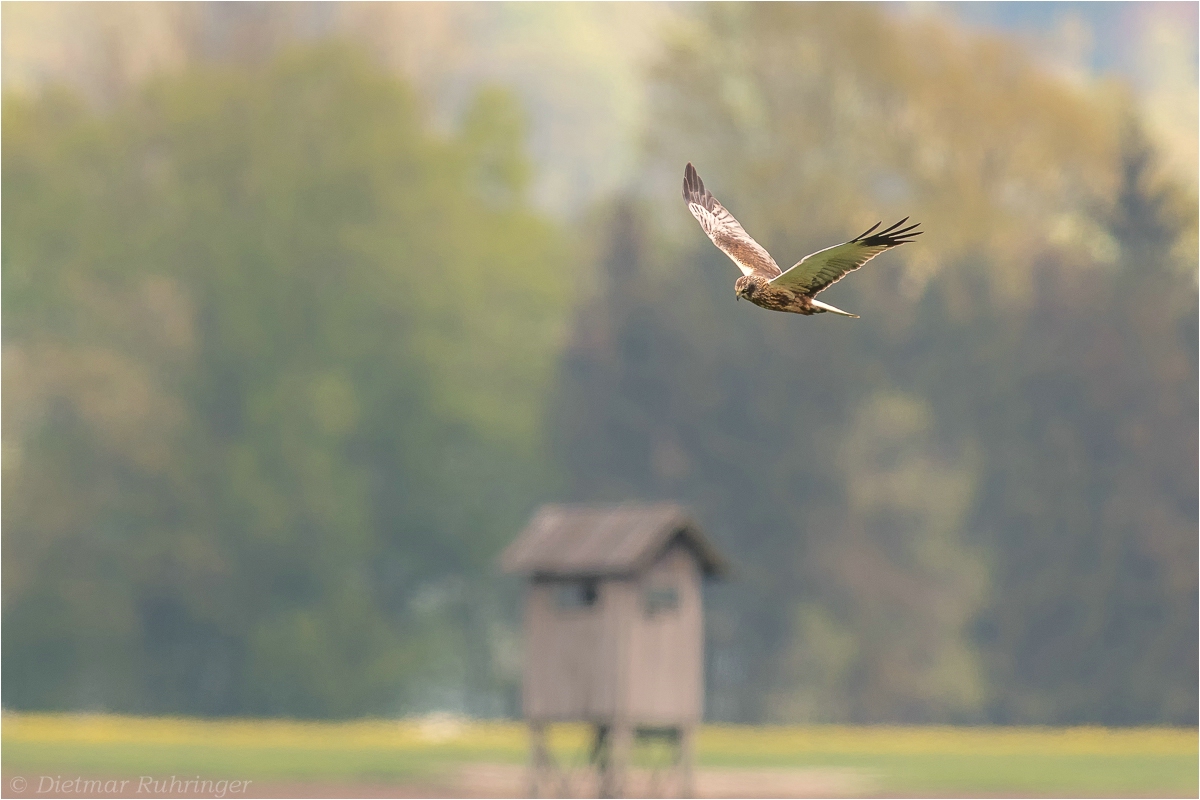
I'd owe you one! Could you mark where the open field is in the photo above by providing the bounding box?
[2,713,1196,798]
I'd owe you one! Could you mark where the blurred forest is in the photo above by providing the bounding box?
[3,3,1196,725]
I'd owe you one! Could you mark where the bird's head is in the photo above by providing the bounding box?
[734,275,756,301]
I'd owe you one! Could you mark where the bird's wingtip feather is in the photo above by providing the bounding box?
[683,162,708,204]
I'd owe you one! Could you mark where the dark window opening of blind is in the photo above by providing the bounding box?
[644,586,678,616]
[556,579,599,609]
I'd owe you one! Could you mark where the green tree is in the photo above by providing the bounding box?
[3,44,569,716]
[552,4,1197,723]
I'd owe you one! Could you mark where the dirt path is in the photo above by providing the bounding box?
[3,765,876,799]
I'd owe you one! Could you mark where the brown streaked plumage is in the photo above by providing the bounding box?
[683,162,922,318]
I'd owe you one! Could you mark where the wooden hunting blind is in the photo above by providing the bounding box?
[500,502,728,798]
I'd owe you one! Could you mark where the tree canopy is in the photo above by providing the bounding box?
[3,8,1195,725]
[4,44,569,717]
[554,5,1197,724]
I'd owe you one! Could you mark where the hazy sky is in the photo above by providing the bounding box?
[939,2,1198,185]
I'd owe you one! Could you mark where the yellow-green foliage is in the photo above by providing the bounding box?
[3,44,571,719]
[699,723,1197,758]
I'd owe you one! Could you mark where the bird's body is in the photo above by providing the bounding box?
[733,274,822,315]
[683,162,921,318]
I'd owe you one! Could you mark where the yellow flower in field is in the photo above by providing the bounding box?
[697,724,1197,757]
[3,712,1194,765]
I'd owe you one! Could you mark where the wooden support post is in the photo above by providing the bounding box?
[528,720,550,798]
[588,724,609,798]
[678,724,696,799]
[599,723,633,798]
[593,723,613,798]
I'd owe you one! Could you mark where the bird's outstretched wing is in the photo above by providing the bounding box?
[683,163,781,279]
[770,218,922,296]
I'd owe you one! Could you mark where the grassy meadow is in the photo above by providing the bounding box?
[2,713,1196,797]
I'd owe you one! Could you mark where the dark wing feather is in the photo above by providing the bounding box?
[683,163,781,279]
[770,218,922,295]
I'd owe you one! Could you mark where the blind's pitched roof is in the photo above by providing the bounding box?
[500,502,728,578]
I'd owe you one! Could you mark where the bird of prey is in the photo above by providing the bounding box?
[683,162,921,317]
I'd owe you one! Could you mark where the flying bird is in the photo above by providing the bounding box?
[683,162,921,317]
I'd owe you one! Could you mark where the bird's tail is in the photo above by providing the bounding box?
[811,299,859,318]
